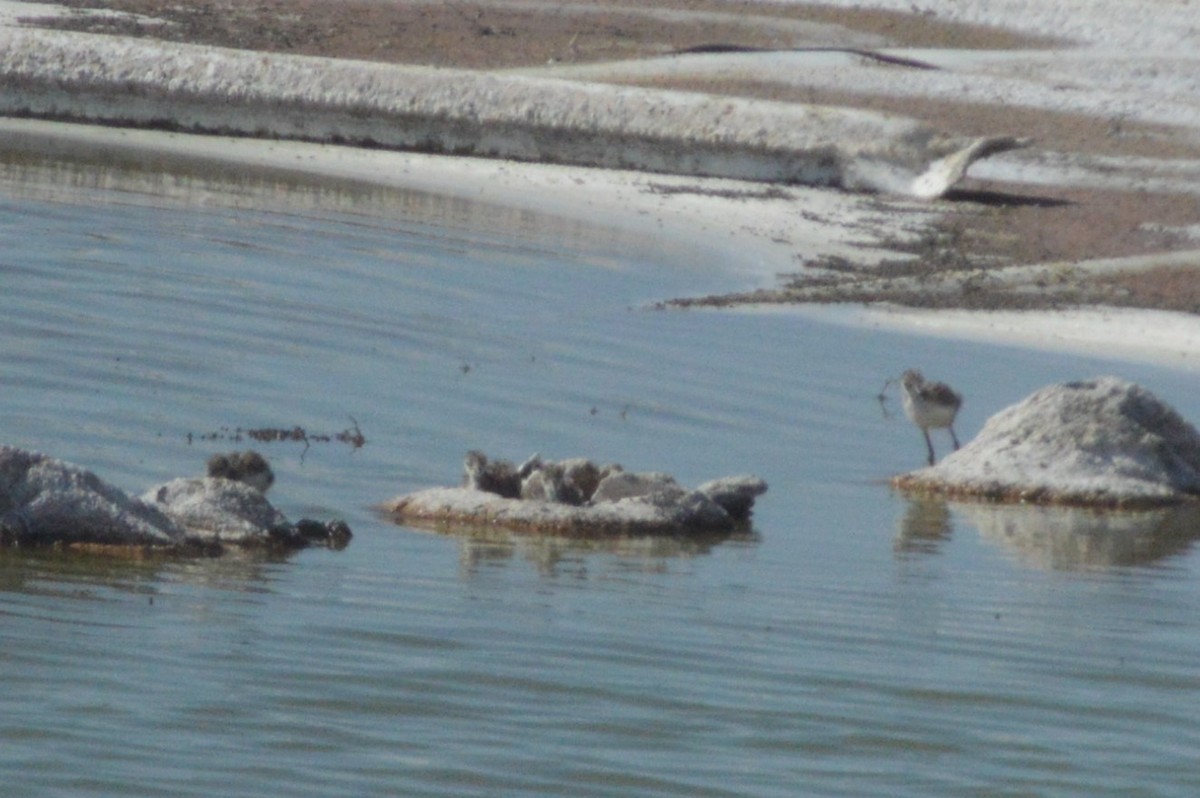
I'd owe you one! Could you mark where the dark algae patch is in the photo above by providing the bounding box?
[187,419,367,452]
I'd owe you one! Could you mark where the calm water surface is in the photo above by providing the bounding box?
[3,147,1200,797]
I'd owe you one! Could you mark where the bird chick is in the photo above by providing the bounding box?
[899,369,963,466]
[206,450,275,494]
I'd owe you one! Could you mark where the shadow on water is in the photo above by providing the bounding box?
[895,497,1200,570]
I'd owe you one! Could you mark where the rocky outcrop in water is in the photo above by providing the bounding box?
[0,445,350,552]
[892,376,1200,508]
[141,476,351,549]
[0,446,185,548]
[382,452,767,536]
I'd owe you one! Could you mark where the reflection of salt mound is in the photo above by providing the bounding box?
[893,377,1200,508]
[960,502,1200,570]
[382,452,767,536]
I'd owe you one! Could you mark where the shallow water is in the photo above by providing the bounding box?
[4,145,1200,797]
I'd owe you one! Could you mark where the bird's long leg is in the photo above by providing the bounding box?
[923,429,936,466]
[950,426,961,450]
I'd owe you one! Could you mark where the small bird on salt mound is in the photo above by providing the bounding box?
[149,451,351,547]
[898,369,963,466]
[206,450,275,494]
[893,376,1200,508]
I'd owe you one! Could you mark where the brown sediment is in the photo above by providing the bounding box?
[52,539,225,557]
[1095,265,1200,315]
[32,0,1059,69]
[889,473,1194,511]
[59,541,171,557]
[665,184,1200,311]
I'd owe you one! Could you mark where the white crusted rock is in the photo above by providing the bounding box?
[591,471,681,504]
[893,376,1200,507]
[142,477,291,544]
[383,453,768,536]
[0,445,185,547]
[0,446,350,552]
[697,475,770,520]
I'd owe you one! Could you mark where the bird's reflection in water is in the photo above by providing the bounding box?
[894,498,954,556]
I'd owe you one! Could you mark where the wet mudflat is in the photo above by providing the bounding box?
[4,151,1200,797]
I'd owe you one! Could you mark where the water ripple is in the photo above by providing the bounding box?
[4,153,1200,797]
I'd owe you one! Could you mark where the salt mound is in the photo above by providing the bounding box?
[141,477,289,543]
[892,377,1200,508]
[0,444,350,553]
[0,445,183,547]
[381,453,767,536]
[141,477,353,549]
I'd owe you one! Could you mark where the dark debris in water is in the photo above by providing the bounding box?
[187,418,367,453]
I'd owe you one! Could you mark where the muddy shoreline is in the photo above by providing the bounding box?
[21,0,1200,314]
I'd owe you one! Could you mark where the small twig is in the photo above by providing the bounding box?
[878,377,896,420]
[338,416,367,450]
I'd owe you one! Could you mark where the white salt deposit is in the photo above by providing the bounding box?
[384,485,740,537]
[0,444,184,547]
[541,0,1200,201]
[893,377,1200,507]
[384,454,768,536]
[0,115,930,288]
[798,302,1200,374]
[0,444,347,551]
[141,478,290,544]
[0,27,1021,197]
